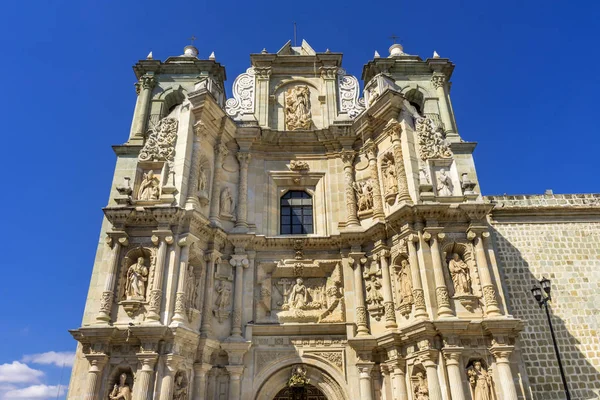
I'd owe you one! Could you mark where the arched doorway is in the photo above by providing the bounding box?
[273,384,328,400]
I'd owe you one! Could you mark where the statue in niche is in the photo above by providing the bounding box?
[413,372,429,400]
[109,373,132,400]
[353,180,374,212]
[436,168,453,196]
[286,278,308,310]
[173,372,188,400]
[198,166,208,192]
[220,187,234,217]
[285,85,312,130]
[365,275,383,308]
[467,361,493,400]
[137,171,160,200]
[185,266,197,310]
[396,259,413,304]
[125,257,148,299]
[381,154,398,199]
[448,253,472,295]
[215,281,232,311]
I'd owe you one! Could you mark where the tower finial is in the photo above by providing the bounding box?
[189,35,197,45]
[389,34,400,44]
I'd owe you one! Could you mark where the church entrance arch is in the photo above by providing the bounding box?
[272,384,328,400]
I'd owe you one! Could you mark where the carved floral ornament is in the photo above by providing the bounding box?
[139,117,178,163]
[415,117,452,161]
[337,69,365,118]
[225,67,256,118]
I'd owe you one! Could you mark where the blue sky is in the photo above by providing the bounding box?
[0,0,598,399]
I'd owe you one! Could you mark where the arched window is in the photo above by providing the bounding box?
[280,191,313,234]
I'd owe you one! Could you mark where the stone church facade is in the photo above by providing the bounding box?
[67,41,600,400]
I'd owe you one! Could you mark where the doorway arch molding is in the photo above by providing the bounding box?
[252,355,348,400]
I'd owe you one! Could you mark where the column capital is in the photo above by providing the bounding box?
[431,72,446,89]
[165,354,184,373]
[363,139,378,160]
[348,252,367,264]
[383,119,402,141]
[356,362,375,376]
[339,149,356,166]
[372,245,391,259]
[193,362,213,374]
[105,231,129,248]
[136,352,158,371]
[416,349,440,367]
[229,255,250,268]
[205,250,223,263]
[441,347,464,366]
[84,354,108,371]
[151,231,174,245]
[215,142,229,158]
[140,74,156,90]
[467,228,490,241]
[236,151,251,165]
[225,364,245,378]
[489,345,514,363]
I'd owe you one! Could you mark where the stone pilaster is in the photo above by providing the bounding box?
[349,252,370,336]
[431,72,457,140]
[209,143,229,226]
[357,363,375,400]
[130,74,156,144]
[192,363,212,400]
[468,229,502,317]
[407,233,428,319]
[229,254,249,338]
[235,152,251,230]
[146,231,174,323]
[83,354,107,400]
[423,230,453,318]
[171,236,191,325]
[490,345,518,400]
[200,251,221,337]
[96,233,128,324]
[159,355,182,400]
[442,347,467,400]
[386,120,412,203]
[340,149,360,227]
[363,140,384,219]
[225,365,244,400]
[134,353,158,400]
[254,67,271,127]
[375,248,397,330]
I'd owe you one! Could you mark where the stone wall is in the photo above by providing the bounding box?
[490,218,600,399]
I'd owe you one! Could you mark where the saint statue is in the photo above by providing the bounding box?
[467,361,493,400]
[414,372,429,400]
[173,372,188,400]
[397,259,413,304]
[436,168,453,196]
[365,275,383,307]
[109,373,132,400]
[220,187,234,216]
[448,253,472,295]
[381,157,398,195]
[125,257,149,299]
[353,180,374,212]
[287,278,308,310]
[137,171,160,200]
[185,266,197,310]
[198,166,208,192]
[215,281,231,310]
[285,85,312,130]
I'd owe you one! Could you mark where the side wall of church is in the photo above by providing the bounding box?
[489,198,600,399]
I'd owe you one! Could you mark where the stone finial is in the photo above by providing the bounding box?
[209,51,216,60]
[261,48,268,54]
[374,50,381,58]
[183,45,199,58]
[389,43,404,57]
[433,50,440,58]
[147,51,153,60]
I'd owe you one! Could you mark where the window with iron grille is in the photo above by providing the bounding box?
[280,191,313,234]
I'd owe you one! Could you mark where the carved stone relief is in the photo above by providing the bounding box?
[289,160,309,171]
[363,258,384,320]
[380,152,398,205]
[436,168,454,197]
[444,242,479,312]
[173,371,188,400]
[353,179,374,217]
[225,67,256,119]
[137,171,160,201]
[213,280,232,323]
[285,85,312,130]
[139,117,178,163]
[467,360,494,400]
[108,372,132,400]
[393,258,414,317]
[412,371,430,400]
[219,187,234,220]
[415,116,452,161]
[337,69,365,118]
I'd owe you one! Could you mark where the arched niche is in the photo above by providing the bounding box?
[270,80,323,131]
[151,85,187,120]
[105,364,135,400]
[118,247,156,302]
[252,356,348,400]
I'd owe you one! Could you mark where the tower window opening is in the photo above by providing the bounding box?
[280,191,313,234]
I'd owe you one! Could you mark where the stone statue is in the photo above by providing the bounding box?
[365,275,383,307]
[288,364,309,387]
[436,168,453,196]
[109,373,132,400]
[198,166,208,192]
[414,372,429,400]
[448,253,472,295]
[185,266,197,310]
[397,259,413,304]
[173,372,188,400]
[287,278,308,310]
[285,85,312,130]
[220,187,234,217]
[467,361,493,400]
[137,171,160,200]
[381,155,398,196]
[215,281,231,310]
[125,257,149,299]
[353,180,374,212]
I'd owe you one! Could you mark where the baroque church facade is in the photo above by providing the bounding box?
[67,40,600,400]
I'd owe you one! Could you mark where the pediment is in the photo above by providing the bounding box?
[277,39,317,56]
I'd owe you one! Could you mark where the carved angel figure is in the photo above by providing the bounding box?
[467,362,493,400]
[125,257,148,299]
[353,180,374,212]
[287,278,308,310]
[137,171,160,200]
[109,373,132,400]
[185,266,197,310]
[397,259,413,304]
[220,187,234,216]
[448,253,472,295]
[285,85,312,130]
[436,168,453,196]
[173,372,188,400]
[414,372,429,400]
[215,281,231,310]
[365,275,383,307]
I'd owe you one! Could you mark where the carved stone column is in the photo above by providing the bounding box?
[407,234,428,319]
[442,347,467,400]
[130,74,156,143]
[421,351,443,400]
[209,143,229,226]
[431,72,457,139]
[468,230,502,317]
[146,231,174,323]
[159,355,181,400]
[235,152,251,230]
[229,255,249,338]
[340,150,360,227]
[363,140,384,219]
[423,231,453,318]
[388,360,409,400]
[171,237,191,325]
[357,363,375,400]
[96,233,128,324]
[200,251,221,337]
[225,365,244,400]
[349,253,369,336]
[83,354,107,400]
[376,249,397,330]
[379,363,392,400]
[193,363,212,400]
[386,121,412,203]
[490,346,518,400]
[134,353,158,400]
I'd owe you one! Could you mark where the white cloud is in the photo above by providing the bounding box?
[2,384,65,399]
[0,362,44,384]
[22,352,75,368]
